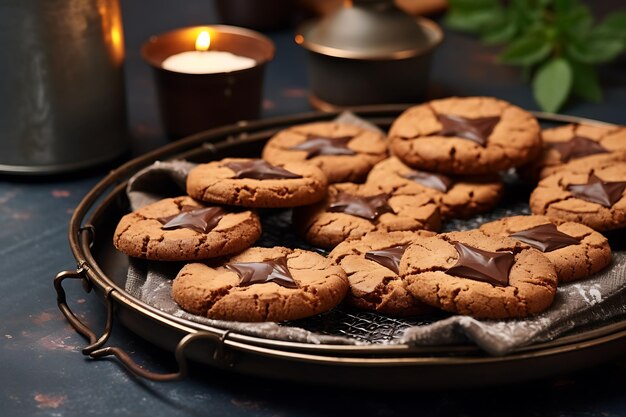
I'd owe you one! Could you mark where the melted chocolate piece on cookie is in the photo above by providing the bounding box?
[435,114,500,146]
[567,174,626,208]
[365,244,409,274]
[403,170,453,192]
[328,192,395,220]
[510,223,580,252]
[226,257,298,289]
[550,136,608,162]
[158,205,225,233]
[289,135,356,159]
[224,159,302,180]
[446,242,514,287]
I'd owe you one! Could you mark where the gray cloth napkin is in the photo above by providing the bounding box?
[123,113,626,356]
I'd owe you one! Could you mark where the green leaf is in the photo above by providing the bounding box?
[448,0,499,12]
[511,0,545,26]
[532,58,573,112]
[594,12,626,42]
[445,9,502,33]
[566,35,624,64]
[499,33,552,66]
[555,4,593,39]
[569,60,603,102]
[481,17,518,45]
[554,0,581,16]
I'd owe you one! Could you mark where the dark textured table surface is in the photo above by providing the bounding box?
[2,1,626,416]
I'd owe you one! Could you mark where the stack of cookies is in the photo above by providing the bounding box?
[113,96,624,323]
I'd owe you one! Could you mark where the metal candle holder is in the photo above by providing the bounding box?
[142,25,275,139]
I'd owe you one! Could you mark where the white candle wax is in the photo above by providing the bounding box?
[161,50,256,74]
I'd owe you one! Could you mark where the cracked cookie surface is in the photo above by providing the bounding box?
[171,247,349,321]
[367,157,502,219]
[262,121,388,183]
[388,97,541,175]
[520,123,626,182]
[401,230,557,319]
[329,231,435,316]
[529,161,626,231]
[113,196,261,261]
[186,158,328,208]
[293,182,441,249]
[480,215,612,282]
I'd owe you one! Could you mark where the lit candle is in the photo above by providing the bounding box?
[162,31,256,74]
[142,25,275,137]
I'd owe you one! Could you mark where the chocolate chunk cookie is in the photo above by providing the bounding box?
[521,123,626,182]
[367,157,502,219]
[113,196,261,261]
[401,230,558,319]
[186,158,328,208]
[388,97,541,175]
[530,160,626,231]
[293,182,441,249]
[171,247,349,321]
[480,215,612,282]
[262,122,388,183]
[329,231,435,316]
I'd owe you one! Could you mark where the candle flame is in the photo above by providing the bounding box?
[195,31,210,51]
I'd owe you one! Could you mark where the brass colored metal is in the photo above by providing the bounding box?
[55,268,115,355]
[54,269,98,346]
[55,267,230,382]
[89,332,225,382]
[528,111,616,127]
[56,106,626,387]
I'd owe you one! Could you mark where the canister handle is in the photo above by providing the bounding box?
[54,268,226,381]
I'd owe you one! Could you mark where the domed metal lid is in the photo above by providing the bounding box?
[296,0,440,60]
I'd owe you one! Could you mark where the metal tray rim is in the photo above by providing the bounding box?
[68,105,626,363]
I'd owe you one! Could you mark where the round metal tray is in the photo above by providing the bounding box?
[55,105,626,388]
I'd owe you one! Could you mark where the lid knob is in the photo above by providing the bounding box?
[297,0,431,60]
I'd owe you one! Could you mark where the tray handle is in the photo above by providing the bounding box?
[54,268,225,381]
[54,268,110,353]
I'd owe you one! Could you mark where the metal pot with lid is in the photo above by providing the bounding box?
[296,0,443,110]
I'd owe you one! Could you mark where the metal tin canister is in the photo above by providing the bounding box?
[0,0,128,174]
